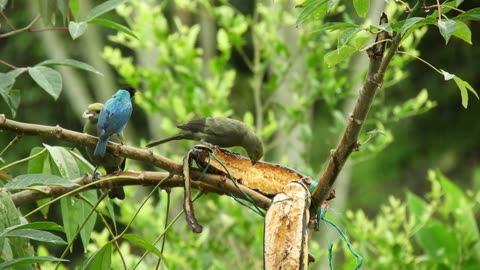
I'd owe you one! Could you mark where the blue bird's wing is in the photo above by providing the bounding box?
[97,95,133,139]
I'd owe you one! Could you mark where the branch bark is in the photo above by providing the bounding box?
[0,114,272,209]
[310,2,422,212]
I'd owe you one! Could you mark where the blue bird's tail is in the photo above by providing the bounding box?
[94,138,109,157]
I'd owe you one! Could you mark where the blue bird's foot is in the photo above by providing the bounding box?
[92,166,101,181]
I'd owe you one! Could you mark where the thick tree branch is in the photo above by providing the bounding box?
[10,170,272,209]
[0,114,181,174]
[310,3,422,213]
[0,115,272,209]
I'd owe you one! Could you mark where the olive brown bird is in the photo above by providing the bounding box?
[83,103,126,200]
[146,117,264,164]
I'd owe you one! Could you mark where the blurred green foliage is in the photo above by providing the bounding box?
[322,170,480,269]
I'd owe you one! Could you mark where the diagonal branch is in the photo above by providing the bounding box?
[310,2,422,214]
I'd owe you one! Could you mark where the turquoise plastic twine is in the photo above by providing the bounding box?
[200,151,265,217]
[311,181,363,270]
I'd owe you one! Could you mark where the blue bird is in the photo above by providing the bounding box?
[94,87,136,158]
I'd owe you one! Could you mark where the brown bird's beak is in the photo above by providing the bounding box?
[82,110,94,119]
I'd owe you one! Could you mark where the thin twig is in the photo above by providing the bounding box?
[0,15,40,38]
[1,11,16,30]
[435,0,442,20]
[79,195,127,270]
[397,50,442,74]
[28,26,68,33]
[0,59,18,69]
[55,192,108,270]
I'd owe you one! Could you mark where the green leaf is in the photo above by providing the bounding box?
[0,222,63,233]
[217,28,230,52]
[313,22,359,33]
[37,0,56,26]
[440,69,455,80]
[78,190,98,250]
[89,18,139,40]
[452,20,472,44]
[28,147,50,174]
[437,19,456,44]
[338,27,362,47]
[400,17,425,36]
[1,229,66,245]
[0,191,20,231]
[406,192,428,230]
[371,23,393,35]
[353,0,369,18]
[415,220,459,262]
[453,76,479,108]
[70,0,80,20]
[56,0,69,25]
[123,234,169,264]
[84,0,127,22]
[90,243,112,270]
[43,144,80,179]
[0,68,27,89]
[324,46,356,67]
[68,21,88,40]
[0,0,7,12]
[4,174,78,190]
[0,88,20,118]
[39,59,104,76]
[28,66,63,100]
[296,0,329,26]
[327,0,338,12]
[454,7,480,21]
[80,243,111,270]
[0,256,68,270]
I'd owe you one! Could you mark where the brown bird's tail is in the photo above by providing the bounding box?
[146,134,187,148]
[108,187,125,200]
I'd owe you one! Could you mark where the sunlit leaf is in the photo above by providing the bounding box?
[353,0,369,18]
[324,46,356,67]
[439,69,454,80]
[338,27,362,47]
[452,20,472,44]
[68,21,88,40]
[296,0,329,26]
[437,19,456,44]
[70,0,81,20]
[415,220,459,262]
[400,17,424,36]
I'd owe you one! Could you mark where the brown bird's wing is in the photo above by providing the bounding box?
[177,118,208,133]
